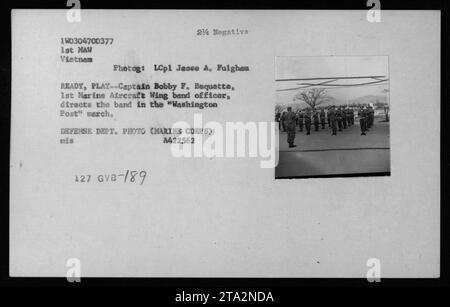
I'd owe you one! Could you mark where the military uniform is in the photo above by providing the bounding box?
[298,111,304,132]
[342,109,347,129]
[320,110,326,129]
[304,110,312,135]
[368,106,375,128]
[336,108,343,131]
[313,111,320,131]
[328,108,337,135]
[284,110,297,147]
[358,108,367,135]
[346,108,352,126]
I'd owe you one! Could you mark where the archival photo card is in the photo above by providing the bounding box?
[9,9,440,279]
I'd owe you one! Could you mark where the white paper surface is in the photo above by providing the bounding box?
[10,10,440,277]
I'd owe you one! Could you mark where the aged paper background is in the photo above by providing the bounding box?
[10,10,440,277]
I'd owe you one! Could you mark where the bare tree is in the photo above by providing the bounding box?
[294,88,328,110]
[275,105,284,114]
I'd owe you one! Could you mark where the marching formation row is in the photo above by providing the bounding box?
[276,105,376,148]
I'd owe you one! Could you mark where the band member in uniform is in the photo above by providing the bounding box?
[350,107,355,125]
[284,107,297,148]
[320,108,326,129]
[327,109,331,127]
[368,105,375,128]
[328,106,337,135]
[358,106,367,135]
[346,107,352,126]
[313,110,320,131]
[342,107,347,129]
[336,107,343,132]
[297,109,304,132]
[304,109,312,135]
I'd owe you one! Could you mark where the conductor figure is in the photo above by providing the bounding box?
[284,107,297,148]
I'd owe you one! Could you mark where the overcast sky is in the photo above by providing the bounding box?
[276,56,389,105]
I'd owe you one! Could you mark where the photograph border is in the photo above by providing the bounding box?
[274,55,391,179]
[0,0,448,298]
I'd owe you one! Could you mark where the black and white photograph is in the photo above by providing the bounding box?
[275,56,390,178]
